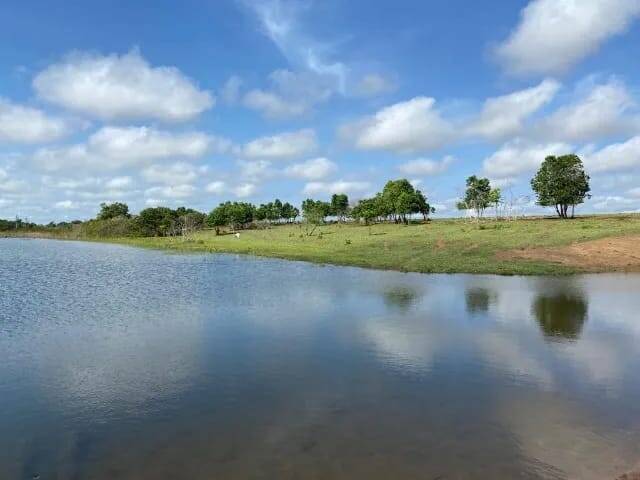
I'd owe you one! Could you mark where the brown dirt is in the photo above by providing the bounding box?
[497,235,640,272]
[617,473,640,480]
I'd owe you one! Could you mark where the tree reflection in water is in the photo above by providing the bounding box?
[382,286,421,312]
[465,288,497,314]
[532,291,588,340]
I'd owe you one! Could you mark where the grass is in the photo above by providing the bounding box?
[95,214,640,275]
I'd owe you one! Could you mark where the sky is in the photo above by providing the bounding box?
[1,0,640,222]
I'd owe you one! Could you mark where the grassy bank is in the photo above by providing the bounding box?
[84,214,640,275]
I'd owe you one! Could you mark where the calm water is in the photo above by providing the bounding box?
[2,239,640,479]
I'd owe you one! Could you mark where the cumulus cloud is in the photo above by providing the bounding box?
[205,181,227,194]
[495,0,640,75]
[233,182,257,198]
[467,79,560,140]
[284,157,337,180]
[582,136,640,173]
[142,162,199,185]
[353,73,397,97]
[238,159,274,181]
[243,69,334,119]
[54,200,80,210]
[537,78,639,142]
[104,176,133,189]
[483,139,573,179]
[303,180,370,196]
[33,50,214,121]
[33,126,218,171]
[340,97,453,153]
[398,155,454,176]
[144,184,196,199]
[243,89,307,119]
[0,98,74,144]
[0,168,28,193]
[241,128,317,160]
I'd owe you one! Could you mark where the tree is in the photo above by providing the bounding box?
[281,202,299,223]
[207,201,255,231]
[174,207,206,236]
[531,154,590,218]
[381,179,416,223]
[457,176,492,218]
[488,188,502,218]
[97,202,130,220]
[414,190,435,221]
[207,204,228,234]
[351,196,383,229]
[136,207,176,236]
[301,199,331,235]
[330,193,349,221]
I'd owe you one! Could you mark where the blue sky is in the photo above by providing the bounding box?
[1,0,640,222]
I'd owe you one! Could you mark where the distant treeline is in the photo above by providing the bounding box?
[1,155,592,238]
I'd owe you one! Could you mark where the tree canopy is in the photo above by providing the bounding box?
[330,194,350,221]
[97,202,130,220]
[350,179,433,225]
[531,154,590,218]
[456,176,500,218]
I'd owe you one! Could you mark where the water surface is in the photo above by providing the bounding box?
[2,238,640,479]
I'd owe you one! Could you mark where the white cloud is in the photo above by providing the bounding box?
[284,157,337,180]
[233,182,257,198]
[241,128,316,160]
[398,155,454,176]
[483,139,573,179]
[495,0,640,75]
[0,169,27,193]
[205,181,226,194]
[54,200,79,210]
[243,69,334,119]
[303,180,370,196]
[104,176,133,189]
[144,184,196,199]
[354,73,396,97]
[245,0,347,93]
[142,162,198,185]
[629,187,640,198]
[243,89,307,119]
[220,75,243,104]
[238,160,274,180]
[340,97,453,153]
[582,136,640,173]
[538,79,639,142]
[0,98,73,144]
[467,79,560,140]
[591,195,640,211]
[33,50,213,121]
[33,126,217,171]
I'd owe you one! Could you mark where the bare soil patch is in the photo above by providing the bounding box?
[497,235,640,272]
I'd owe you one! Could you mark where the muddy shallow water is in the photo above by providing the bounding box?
[2,238,640,479]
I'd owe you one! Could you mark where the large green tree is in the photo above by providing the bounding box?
[207,201,255,231]
[97,202,130,220]
[457,176,493,218]
[136,207,176,236]
[531,154,590,218]
[330,193,350,221]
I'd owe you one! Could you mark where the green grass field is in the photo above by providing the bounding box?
[103,214,640,275]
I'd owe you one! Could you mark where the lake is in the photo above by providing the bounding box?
[1,238,640,479]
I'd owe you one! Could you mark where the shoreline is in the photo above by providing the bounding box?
[5,216,640,276]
